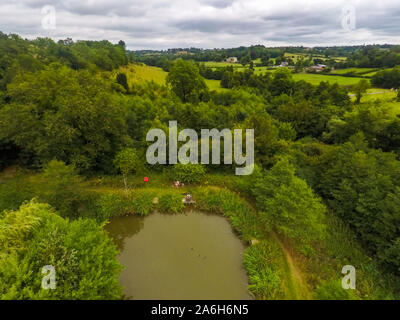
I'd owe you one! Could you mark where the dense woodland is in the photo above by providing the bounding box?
[1,32,400,299]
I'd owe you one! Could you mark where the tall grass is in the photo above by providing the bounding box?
[243,240,285,299]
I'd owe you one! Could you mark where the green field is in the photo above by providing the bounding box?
[292,73,366,86]
[284,52,346,63]
[203,61,242,68]
[116,64,396,95]
[116,64,168,86]
[350,88,400,111]
[116,63,227,91]
[362,68,393,77]
[205,79,226,91]
[332,68,377,75]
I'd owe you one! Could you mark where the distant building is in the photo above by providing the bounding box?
[226,57,238,63]
[308,64,328,72]
[278,62,289,67]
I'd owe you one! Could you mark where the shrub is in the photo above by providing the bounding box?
[0,200,122,299]
[35,160,89,219]
[0,178,34,213]
[172,163,205,183]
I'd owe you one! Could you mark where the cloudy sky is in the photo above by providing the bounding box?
[0,0,399,50]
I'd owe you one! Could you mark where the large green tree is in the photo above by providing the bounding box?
[0,64,130,172]
[166,59,209,103]
[319,133,400,273]
[252,158,326,247]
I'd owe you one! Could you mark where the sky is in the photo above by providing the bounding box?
[0,0,399,50]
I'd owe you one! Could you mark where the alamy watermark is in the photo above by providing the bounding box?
[41,5,56,30]
[146,121,254,175]
[341,265,356,290]
[341,5,356,32]
[41,265,56,290]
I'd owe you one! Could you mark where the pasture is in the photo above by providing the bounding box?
[292,73,366,86]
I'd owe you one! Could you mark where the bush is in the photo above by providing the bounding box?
[0,200,122,299]
[278,122,297,141]
[0,178,34,213]
[172,163,205,183]
[35,160,89,219]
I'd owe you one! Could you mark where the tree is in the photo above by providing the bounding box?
[116,72,129,93]
[221,71,234,89]
[252,158,326,247]
[371,67,400,89]
[166,59,209,103]
[242,114,279,166]
[240,54,251,67]
[249,61,255,70]
[36,160,88,219]
[114,148,140,192]
[353,79,371,104]
[319,133,400,273]
[278,122,297,141]
[0,65,130,172]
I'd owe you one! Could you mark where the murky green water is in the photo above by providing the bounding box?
[105,210,252,300]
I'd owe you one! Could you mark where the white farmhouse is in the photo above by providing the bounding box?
[226,57,238,63]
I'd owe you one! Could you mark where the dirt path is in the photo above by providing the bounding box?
[272,233,312,300]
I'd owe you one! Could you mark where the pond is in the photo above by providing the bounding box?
[105,210,252,300]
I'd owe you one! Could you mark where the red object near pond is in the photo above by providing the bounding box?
[144,177,149,183]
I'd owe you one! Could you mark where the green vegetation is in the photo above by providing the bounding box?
[252,159,326,250]
[1,33,400,300]
[115,64,167,86]
[0,200,122,299]
[371,67,400,89]
[243,241,285,300]
[292,73,366,86]
[166,59,209,103]
[331,68,377,75]
[114,148,141,192]
[172,163,206,183]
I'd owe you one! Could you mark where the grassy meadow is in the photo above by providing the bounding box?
[292,73,366,86]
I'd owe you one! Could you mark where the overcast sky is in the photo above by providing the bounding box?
[0,0,399,50]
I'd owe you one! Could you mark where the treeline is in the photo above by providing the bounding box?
[0,32,133,90]
[136,44,400,72]
[136,45,285,64]
[337,45,400,69]
[371,67,400,89]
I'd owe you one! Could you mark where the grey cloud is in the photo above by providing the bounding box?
[0,0,399,49]
[200,0,236,9]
